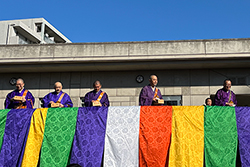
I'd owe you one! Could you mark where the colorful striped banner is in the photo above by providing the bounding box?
[0,106,247,166]
[205,106,238,167]
[0,109,11,150]
[70,107,108,167]
[235,107,250,167]
[104,106,140,167]
[21,108,48,167]
[139,106,172,167]
[169,106,204,167]
[40,107,78,167]
[0,109,35,167]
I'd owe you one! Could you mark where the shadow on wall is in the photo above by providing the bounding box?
[1,69,250,90]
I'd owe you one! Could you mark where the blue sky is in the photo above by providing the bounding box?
[1,0,250,43]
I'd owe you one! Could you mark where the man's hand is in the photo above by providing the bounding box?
[22,96,26,103]
[59,103,64,108]
[226,102,234,106]
[49,101,55,104]
[152,97,157,101]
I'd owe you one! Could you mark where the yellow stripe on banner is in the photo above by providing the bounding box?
[169,106,204,167]
[21,108,48,167]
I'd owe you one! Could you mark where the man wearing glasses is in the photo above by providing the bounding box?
[214,79,237,106]
[4,78,35,109]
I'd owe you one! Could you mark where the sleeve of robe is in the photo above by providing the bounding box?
[232,91,237,106]
[101,93,109,107]
[158,89,164,106]
[4,92,13,109]
[61,93,73,107]
[139,86,153,106]
[25,91,35,109]
[84,92,92,107]
[42,93,51,108]
[158,89,163,99]
[214,89,225,106]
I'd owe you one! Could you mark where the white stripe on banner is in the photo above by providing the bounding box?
[104,106,141,167]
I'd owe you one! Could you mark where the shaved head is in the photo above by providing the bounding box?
[54,82,63,93]
[16,78,25,91]
[223,79,232,91]
[149,75,158,87]
[54,82,62,87]
[16,78,24,84]
[93,80,101,86]
[150,75,157,80]
[93,80,102,92]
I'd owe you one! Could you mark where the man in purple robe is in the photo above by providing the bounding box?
[84,80,109,107]
[5,78,35,109]
[42,82,73,108]
[139,75,163,106]
[215,79,237,106]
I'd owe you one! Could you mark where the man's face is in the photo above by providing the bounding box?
[16,80,24,91]
[94,84,101,92]
[224,81,231,91]
[206,99,212,106]
[54,84,62,94]
[149,76,158,87]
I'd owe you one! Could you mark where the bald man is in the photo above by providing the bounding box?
[139,75,163,106]
[42,82,73,108]
[84,80,109,107]
[215,79,237,106]
[5,78,35,109]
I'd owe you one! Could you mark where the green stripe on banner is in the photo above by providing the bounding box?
[40,107,79,167]
[204,106,238,167]
[0,109,11,150]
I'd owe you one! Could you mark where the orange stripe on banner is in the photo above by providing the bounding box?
[139,106,172,167]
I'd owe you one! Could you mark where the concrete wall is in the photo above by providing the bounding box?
[1,68,250,109]
[1,38,250,73]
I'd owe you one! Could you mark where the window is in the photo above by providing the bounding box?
[39,98,43,108]
[80,97,85,107]
[36,24,41,32]
[162,95,182,106]
[18,34,32,44]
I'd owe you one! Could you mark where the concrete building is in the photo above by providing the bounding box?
[0,18,71,45]
[1,38,250,109]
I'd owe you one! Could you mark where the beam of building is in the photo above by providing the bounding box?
[0,38,250,73]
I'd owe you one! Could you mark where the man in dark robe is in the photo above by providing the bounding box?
[139,75,163,106]
[42,82,73,108]
[84,80,109,107]
[214,79,237,106]
[5,78,35,109]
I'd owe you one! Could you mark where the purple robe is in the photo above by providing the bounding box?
[42,91,73,108]
[84,90,109,107]
[4,89,35,109]
[214,88,237,106]
[139,85,163,106]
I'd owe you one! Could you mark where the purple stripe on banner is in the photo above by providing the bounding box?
[235,107,250,167]
[70,107,108,167]
[0,109,35,167]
